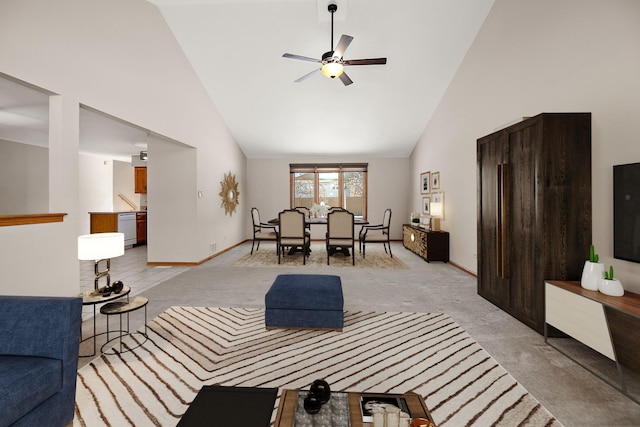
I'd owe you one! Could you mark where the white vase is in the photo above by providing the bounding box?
[581,261,604,291]
[598,278,625,296]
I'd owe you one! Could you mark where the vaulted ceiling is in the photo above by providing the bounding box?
[148,0,495,158]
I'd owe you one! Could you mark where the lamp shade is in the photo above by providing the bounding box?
[321,61,344,78]
[78,233,125,260]
[430,202,443,218]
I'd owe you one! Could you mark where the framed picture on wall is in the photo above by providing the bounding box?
[420,171,431,194]
[422,196,431,214]
[431,171,440,190]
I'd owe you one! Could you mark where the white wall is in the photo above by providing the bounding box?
[78,154,113,235]
[113,160,138,212]
[77,157,138,235]
[0,139,48,214]
[247,157,410,241]
[0,0,245,296]
[410,0,640,292]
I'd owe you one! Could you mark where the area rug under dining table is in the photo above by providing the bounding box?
[233,244,408,269]
[74,307,562,426]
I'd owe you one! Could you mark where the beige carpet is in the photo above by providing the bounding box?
[234,243,408,269]
[74,307,562,427]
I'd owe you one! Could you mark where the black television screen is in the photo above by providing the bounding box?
[613,162,640,263]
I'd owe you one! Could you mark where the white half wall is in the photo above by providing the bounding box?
[410,0,640,291]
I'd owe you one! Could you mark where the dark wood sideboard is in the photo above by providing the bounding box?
[402,224,449,262]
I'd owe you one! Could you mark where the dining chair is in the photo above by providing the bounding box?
[359,208,392,258]
[326,209,355,265]
[250,207,279,255]
[294,206,312,236]
[294,206,311,219]
[278,209,311,264]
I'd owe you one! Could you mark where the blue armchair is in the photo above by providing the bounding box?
[0,296,82,427]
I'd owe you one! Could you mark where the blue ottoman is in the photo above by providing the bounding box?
[265,274,343,330]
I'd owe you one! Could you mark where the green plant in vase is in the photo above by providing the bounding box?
[598,265,624,296]
[581,244,603,291]
[604,265,614,280]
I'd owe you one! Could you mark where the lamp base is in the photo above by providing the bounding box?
[90,287,112,297]
[93,258,114,296]
[431,218,441,232]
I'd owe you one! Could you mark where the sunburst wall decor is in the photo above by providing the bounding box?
[219,171,239,216]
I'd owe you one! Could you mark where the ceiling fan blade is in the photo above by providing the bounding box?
[344,58,387,66]
[333,35,354,59]
[283,53,321,63]
[339,72,353,86]
[294,69,321,83]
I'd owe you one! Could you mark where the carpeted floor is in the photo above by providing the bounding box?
[233,244,408,269]
[74,307,561,427]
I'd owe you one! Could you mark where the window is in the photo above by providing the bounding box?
[290,163,367,218]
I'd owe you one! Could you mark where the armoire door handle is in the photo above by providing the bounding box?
[496,163,509,278]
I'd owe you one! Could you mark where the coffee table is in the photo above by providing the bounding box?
[274,389,436,427]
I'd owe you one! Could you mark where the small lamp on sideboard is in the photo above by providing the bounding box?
[78,233,124,295]
[430,202,443,232]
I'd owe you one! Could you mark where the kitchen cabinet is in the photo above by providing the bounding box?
[402,225,449,262]
[136,212,147,245]
[476,113,592,334]
[90,213,118,233]
[135,167,147,194]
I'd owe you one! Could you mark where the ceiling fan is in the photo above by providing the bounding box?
[282,3,387,86]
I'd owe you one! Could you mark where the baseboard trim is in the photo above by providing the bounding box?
[147,240,246,266]
[145,239,470,273]
[449,260,477,277]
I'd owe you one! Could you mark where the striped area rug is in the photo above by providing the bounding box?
[74,307,562,426]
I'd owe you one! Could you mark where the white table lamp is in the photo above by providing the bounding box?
[430,202,444,231]
[78,233,125,294]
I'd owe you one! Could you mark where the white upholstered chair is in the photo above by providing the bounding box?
[278,209,311,264]
[326,209,355,265]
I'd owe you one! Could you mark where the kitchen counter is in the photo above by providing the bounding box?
[88,211,146,214]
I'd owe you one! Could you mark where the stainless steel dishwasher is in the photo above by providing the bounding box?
[118,213,137,248]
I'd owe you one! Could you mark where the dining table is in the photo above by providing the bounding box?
[267,217,369,226]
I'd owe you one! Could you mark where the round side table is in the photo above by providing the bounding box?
[79,286,131,357]
[99,296,149,355]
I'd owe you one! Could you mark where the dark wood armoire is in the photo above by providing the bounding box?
[476,113,592,334]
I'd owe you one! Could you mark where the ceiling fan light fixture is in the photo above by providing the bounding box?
[282,2,386,85]
[321,61,344,78]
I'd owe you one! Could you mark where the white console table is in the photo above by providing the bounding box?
[545,280,640,403]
